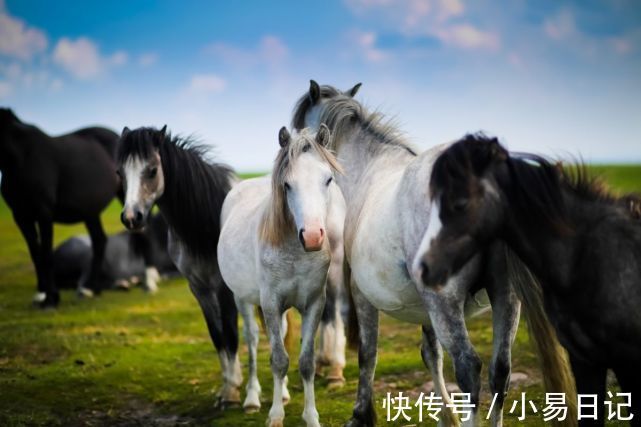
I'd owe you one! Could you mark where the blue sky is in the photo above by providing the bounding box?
[1,0,639,170]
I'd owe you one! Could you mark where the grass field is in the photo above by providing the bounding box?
[1,166,639,426]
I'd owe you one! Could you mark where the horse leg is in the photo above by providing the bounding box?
[83,216,107,296]
[345,280,379,427]
[424,290,482,426]
[189,275,242,408]
[317,255,346,389]
[130,232,158,293]
[235,297,261,413]
[570,355,606,427]
[280,311,291,404]
[262,301,289,427]
[14,215,44,303]
[37,219,59,308]
[215,273,242,406]
[420,325,460,427]
[485,246,521,427]
[299,294,325,427]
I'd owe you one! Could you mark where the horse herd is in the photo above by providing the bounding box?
[1,80,640,427]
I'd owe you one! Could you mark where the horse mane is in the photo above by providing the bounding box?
[433,134,641,232]
[508,155,641,227]
[291,84,417,156]
[260,128,343,247]
[118,127,234,259]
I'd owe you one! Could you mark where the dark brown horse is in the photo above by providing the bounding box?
[0,108,119,308]
[417,134,641,426]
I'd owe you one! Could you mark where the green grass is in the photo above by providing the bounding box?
[1,166,639,426]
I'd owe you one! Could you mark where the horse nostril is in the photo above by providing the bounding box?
[134,210,143,222]
[319,228,325,237]
[420,261,430,285]
[120,211,127,225]
[298,228,305,246]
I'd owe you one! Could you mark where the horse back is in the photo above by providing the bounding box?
[3,127,119,222]
[61,127,119,160]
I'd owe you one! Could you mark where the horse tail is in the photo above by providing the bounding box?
[344,260,360,350]
[255,306,295,354]
[506,247,577,426]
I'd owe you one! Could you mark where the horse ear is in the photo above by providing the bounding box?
[278,126,290,148]
[346,82,362,98]
[316,124,330,147]
[159,125,167,137]
[121,126,130,137]
[309,80,320,104]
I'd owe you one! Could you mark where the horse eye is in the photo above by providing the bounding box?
[148,167,157,179]
[453,198,468,212]
[284,182,291,191]
[325,177,333,186]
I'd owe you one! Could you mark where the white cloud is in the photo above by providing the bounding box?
[138,52,159,67]
[345,0,499,51]
[350,30,388,62]
[434,24,500,50]
[187,74,226,94]
[543,8,638,58]
[205,35,289,67]
[52,37,127,80]
[0,6,48,60]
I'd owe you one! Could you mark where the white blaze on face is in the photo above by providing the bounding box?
[412,200,443,282]
[286,151,332,250]
[123,157,146,210]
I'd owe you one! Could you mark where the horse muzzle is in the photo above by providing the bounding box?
[298,227,325,252]
[121,208,147,231]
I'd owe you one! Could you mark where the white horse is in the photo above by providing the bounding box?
[293,81,523,427]
[218,125,346,427]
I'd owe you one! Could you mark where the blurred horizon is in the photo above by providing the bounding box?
[1,0,640,171]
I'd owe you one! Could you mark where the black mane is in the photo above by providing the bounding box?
[433,134,641,231]
[118,127,235,259]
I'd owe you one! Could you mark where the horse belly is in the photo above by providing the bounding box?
[351,253,428,325]
[218,215,261,306]
[55,146,118,219]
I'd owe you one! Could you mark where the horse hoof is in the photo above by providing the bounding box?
[214,397,240,411]
[327,377,346,390]
[38,293,60,310]
[32,292,46,304]
[344,418,369,427]
[266,417,284,427]
[114,280,132,291]
[244,404,260,414]
[77,287,94,299]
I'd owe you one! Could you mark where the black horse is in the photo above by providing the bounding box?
[117,126,242,406]
[54,213,178,292]
[0,108,120,308]
[418,134,641,426]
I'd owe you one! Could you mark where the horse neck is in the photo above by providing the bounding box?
[396,144,451,261]
[334,124,415,201]
[155,143,228,258]
[0,123,47,173]
[501,186,585,291]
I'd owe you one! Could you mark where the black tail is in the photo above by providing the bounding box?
[344,259,360,350]
[506,247,577,426]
